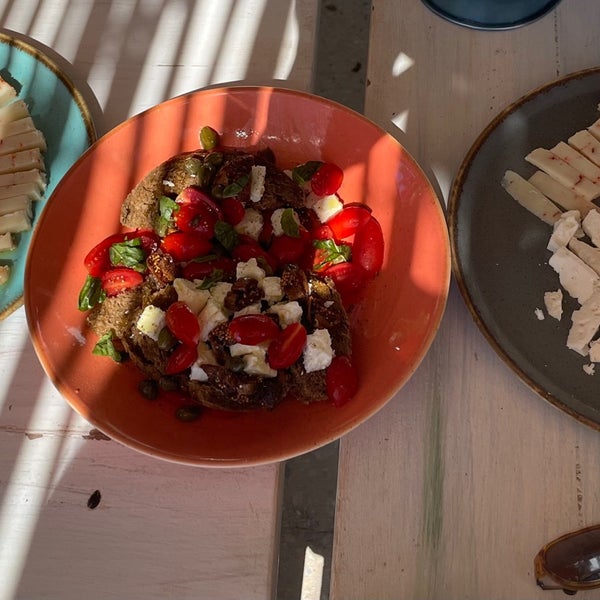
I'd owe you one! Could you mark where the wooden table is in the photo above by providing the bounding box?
[2,1,600,599]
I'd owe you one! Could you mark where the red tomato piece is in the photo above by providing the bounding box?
[326,355,358,407]
[161,231,212,262]
[323,261,368,306]
[221,197,245,226]
[165,343,198,374]
[352,215,384,276]
[166,301,200,346]
[268,231,311,265]
[174,204,217,237]
[310,162,344,196]
[268,322,307,370]
[326,203,372,239]
[228,314,280,345]
[311,224,337,241]
[182,257,236,280]
[100,267,144,296]
[176,186,223,221]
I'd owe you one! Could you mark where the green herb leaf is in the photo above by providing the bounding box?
[214,220,238,252]
[313,238,352,270]
[78,275,106,311]
[222,175,249,198]
[197,269,225,289]
[92,331,123,362]
[281,208,300,238]
[109,238,146,272]
[154,195,179,236]
[292,161,322,185]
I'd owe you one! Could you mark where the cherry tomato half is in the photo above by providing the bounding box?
[176,186,223,221]
[221,197,246,226]
[182,257,236,280]
[326,355,358,407]
[166,301,200,347]
[268,230,311,265]
[323,261,368,307]
[100,267,144,296]
[165,343,198,374]
[267,322,307,370]
[352,215,384,276]
[161,231,212,262]
[228,314,280,345]
[326,203,372,239]
[310,162,344,196]
[174,204,217,237]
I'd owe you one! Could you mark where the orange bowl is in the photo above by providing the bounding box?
[24,86,450,467]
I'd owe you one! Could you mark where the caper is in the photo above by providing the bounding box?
[211,184,224,198]
[138,379,159,400]
[175,404,203,422]
[184,157,203,177]
[204,151,224,167]
[157,327,177,350]
[159,376,179,392]
[199,126,219,150]
[196,163,215,187]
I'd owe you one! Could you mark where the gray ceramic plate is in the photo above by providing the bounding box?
[449,67,600,430]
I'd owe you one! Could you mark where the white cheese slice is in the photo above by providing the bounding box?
[303,329,334,373]
[136,305,167,341]
[582,209,600,247]
[547,210,580,252]
[0,148,45,175]
[234,207,263,240]
[0,181,42,201]
[0,209,30,234]
[528,170,597,217]
[0,129,47,156]
[268,300,303,328]
[588,117,600,144]
[0,196,31,217]
[551,141,600,183]
[567,288,600,355]
[569,129,600,167]
[0,231,14,252]
[0,99,28,123]
[525,148,600,201]
[249,164,266,203]
[0,116,35,140]
[197,298,228,341]
[568,238,600,276]
[0,79,17,107]
[0,264,9,285]
[501,170,562,225]
[0,168,45,190]
[544,289,563,321]
[548,246,599,304]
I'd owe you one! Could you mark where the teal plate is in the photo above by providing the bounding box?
[0,32,95,320]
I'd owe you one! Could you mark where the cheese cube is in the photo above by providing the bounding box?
[173,278,210,314]
[209,281,233,309]
[260,276,283,304]
[242,346,277,377]
[236,257,266,282]
[303,329,334,373]
[197,298,228,341]
[268,300,303,327]
[234,207,263,240]
[306,191,343,223]
[136,305,167,341]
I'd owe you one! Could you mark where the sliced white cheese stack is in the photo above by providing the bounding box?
[0,76,47,284]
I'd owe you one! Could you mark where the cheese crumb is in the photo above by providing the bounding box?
[234,207,263,240]
[197,298,228,341]
[136,305,167,341]
[583,363,596,376]
[534,308,545,321]
[236,257,266,282]
[268,301,303,328]
[250,165,266,202]
[303,328,334,373]
[544,289,563,321]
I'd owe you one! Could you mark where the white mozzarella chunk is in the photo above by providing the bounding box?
[268,300,303,328]
[567,288,600,356]
[250,164,266,202]
[305,191,343,223]
[271,207,300,236]
[547,210,580,252]
[544,289,563,321]
[136,305,167,341]
[236,257,266,282]
[234,207,263,240]
[260,276,283,304]
[209,281,233,309]
[548,246,599,304]
[303,328,334,373]
[197,298,228,341]
[582,209,600,247]
[173,278,210,315]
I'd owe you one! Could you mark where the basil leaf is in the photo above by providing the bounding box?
[92,331,122,362]
[292,161,322,185]
[222,175,249,198]
[109,238,146,272]
[78,275,106,311]
[154,195,179,236]
[197,269,225,289]
[214,220,238,252]
[281,208,300,238]
[313,238,352,270]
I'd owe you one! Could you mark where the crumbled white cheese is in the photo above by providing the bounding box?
[236,257,266,282]
[209,281,233,309]
[189,341,218,381]
[303,328,334,373]
[260,276,283,304]
[189,364,209,381]
[567,288,600,355]
[234,302,262,317]
[173,278,210,315]
[162,179,175,188]
[242,346,277,377]
[234,207,263,240]
[271,207,300,236]
[583,363,596,376]
[197,298,228,341]
[268,301,303,328]
[250,165,266,202]
[544,290,563,321]
[229,342,262,357]
[305,191,343,223]
[547,210,581,252]
[136,305,167,341]
[534,308,545,320]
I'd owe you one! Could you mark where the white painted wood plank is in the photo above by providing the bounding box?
[332,1,600,598]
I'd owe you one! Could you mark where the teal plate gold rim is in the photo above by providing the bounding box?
[0,31,96,321]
